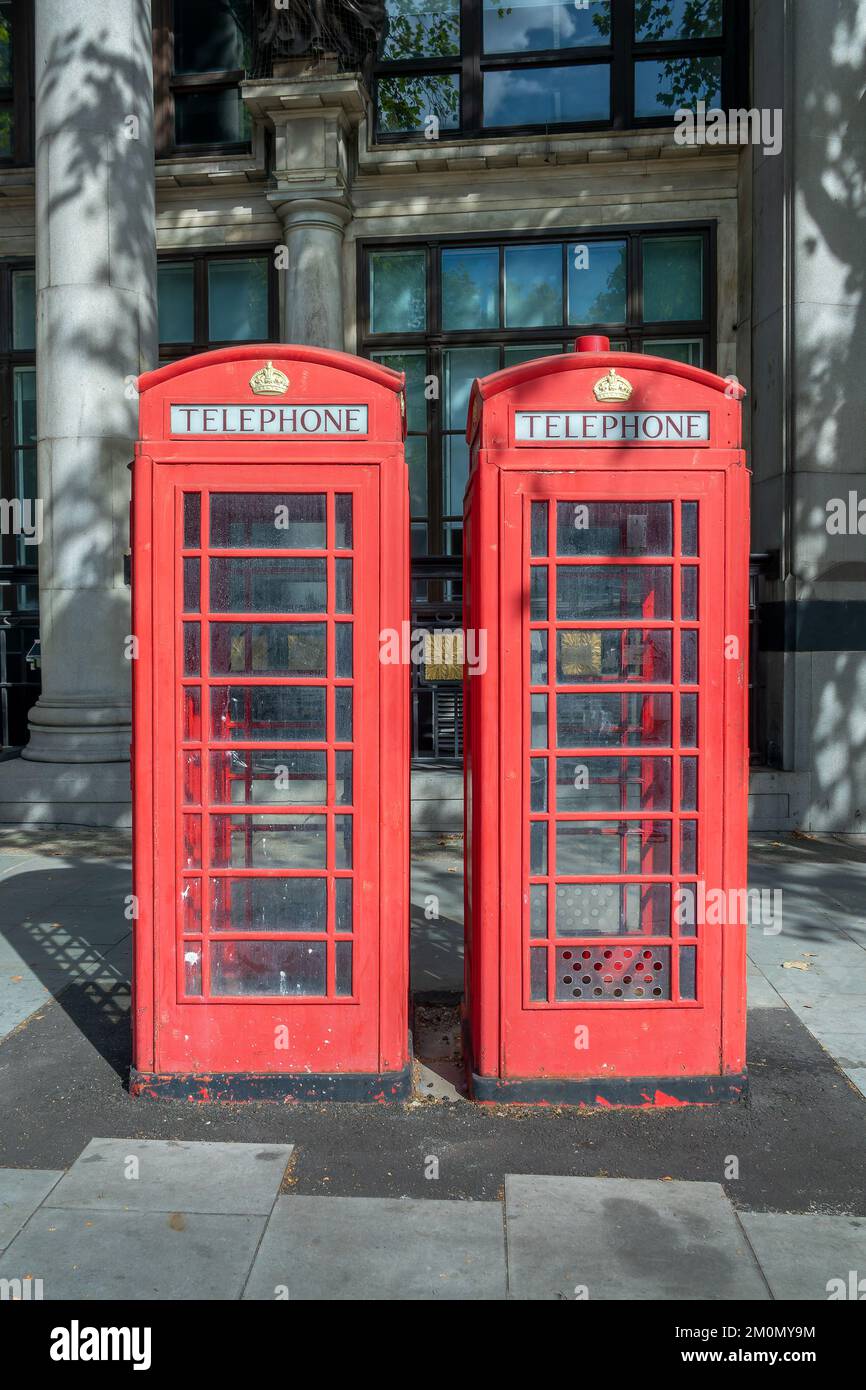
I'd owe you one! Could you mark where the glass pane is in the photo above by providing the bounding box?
[681,756,697,811]
[443,435,469,516]
[336,750,353,805]
[530,948,548,1001]
[335,687,353,742]
[679,945,697,1000]
[681,502,698,556]
[531,502,548,556]
[182,877,202,933]
[336,558,353,613]
[175,89,249,146]
[556,756,672,811]
[12,368,35,445]
[212,686,326,742]
[211,815,326,869]
[681,693,698,747]
[210,493,326,549]
[635,0,722,42]
[335,940,353,996]
[442,249,499,331]
[208,259,267,341]
[372,350,427,432]
[530,821,547,874]
[183,623,200,676]
[157,263,194,343]
[634,56,721,118]
[557,566,672,620]
[335,624,353,679]
[335,494,353,550]
[557,693,672,747]
[504,244,563,327]
[184,945,202,995]
[184,493,201,548]
[183,815,202,868]
[382,0,461,58]
[369,250,427,333]
[681,566,698,619]
[0,2,11,87]
[183,751,202,805]
[531,630,548,685]
[0,105,12,160]
[644,338,703,366]
[531,694,548,748]
[567,239,627,324]
[336,877,353,933]
[336,815,353,869]
[444,345,499,427]
[680,629,698,685]
[212,749,327,805]
[183,686,201,740]
[211,940,326,996]
[556,820,672,875]
[377,74,460,134]
[681,820,698,874]
[210,622,326,676]
[643,236,704,321]
[557,630,672,684]
[530,758,548,811]
[407,436,428,516]
[12,270,35,350]
[530,566,548,621]
[484,0,610,52]
[556,882,671,936]
[174,0,250,72]
[411,523,429,555]
[557,501,672,556]
[183,558,200,612]
[210,558,326,613]
[484,64,610,127]
[530,884,548,938]
[504,343,563,366]
[212,876,327,932]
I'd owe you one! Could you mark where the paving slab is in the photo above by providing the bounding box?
[738,1212,866,1300]
[0,1207,265,1300]
[44,1138,293,1215]
[243,1195,507,1300]
[505,1175,770,1301]
[0,1168,63,1251]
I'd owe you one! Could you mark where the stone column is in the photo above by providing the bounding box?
[242,72,366,350]
[276,198,351,350]
[0,0,157,823]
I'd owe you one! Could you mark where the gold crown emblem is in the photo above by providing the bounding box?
[249,361,289,395]
[593,367,633,403]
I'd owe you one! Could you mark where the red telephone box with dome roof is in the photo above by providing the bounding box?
[462,337,749,1106]
[130,345,410,1101]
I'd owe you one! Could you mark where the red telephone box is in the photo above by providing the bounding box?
[463,338,749,1106]
[130,345,410,1101]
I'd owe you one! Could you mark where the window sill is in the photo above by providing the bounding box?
[358,122,740,175]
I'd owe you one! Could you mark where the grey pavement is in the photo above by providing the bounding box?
[1,1140,864,1300]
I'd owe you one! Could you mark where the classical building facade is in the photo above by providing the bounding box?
[0,0,863,833]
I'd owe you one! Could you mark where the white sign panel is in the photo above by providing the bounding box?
[514,411,710,443]
[170,403,369,435]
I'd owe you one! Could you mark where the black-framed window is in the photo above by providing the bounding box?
[156,248,278,360]
[0,0,33,167]
[0,257,39,747]
[374,0,745,141]
[359,223,715,557]
[153,0,252,156]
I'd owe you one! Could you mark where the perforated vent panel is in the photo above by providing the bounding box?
[555,944,671,1001]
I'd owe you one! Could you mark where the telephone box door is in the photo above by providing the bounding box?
[151,463,379,1075]
[501,468,728,1080]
